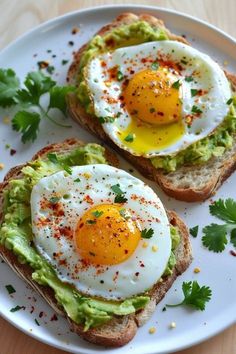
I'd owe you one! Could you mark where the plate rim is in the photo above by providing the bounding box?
[0,4,236,354]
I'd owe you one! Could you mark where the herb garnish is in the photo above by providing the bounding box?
[10,305,24,312]
[190,226,199,238]
[166,281,212,311]
[124,133,134,142]
[5,284,16,295]
[98,116,115,124]
[92,210,103,218]
[151,62,159,70]
[185,76,194,82]
[141,228,154,239]
[86,219,96,225]
[111,184,127,204]
[0,68,75,143]
[191,105,202,114]
[49,196,60,204]
[202,198,236,252]
[47,152,72,175]
[191,89,198,97]
[117,70,124,81]
[227,98,233,105]
[172,80,181,89]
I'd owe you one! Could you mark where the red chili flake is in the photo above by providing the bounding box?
[58,226,73,239]
[59,259,67,266]
[71,27,80,35]
[105,38,115,47]
[135,272,140,276]
[30,306,35,314]
[39,311,44,318]
[84,195,94,205]
[157,111,164,116]
[37,61,49,69]
[10,149,16,156]
[124,249,129,254]
[230,250,236,257]
[50,314,58,321]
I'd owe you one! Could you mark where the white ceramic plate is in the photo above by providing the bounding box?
[0,5,235,354]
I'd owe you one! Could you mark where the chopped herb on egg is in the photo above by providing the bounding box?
[181,59,188,65]
[49,196,60,204]
[151,62,159,70]
[34,318,40,326]
[172,80,181,89]
[191,105,203,114]
[74,177,81,182]
[86,219,96,225]
[117,70,124,81]
[141,228,154,239]
[92,210,104,218]
[124,133,134,142]
[185,76,194,82]
[46,65,55,74]
[115,194,128,204]
[98,116,115,124]
[111,184,123,195]
[191,89,198,97]
[149,107,155,113]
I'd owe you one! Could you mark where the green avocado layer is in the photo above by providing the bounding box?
[76,20,236,172]
[0,143,179,330]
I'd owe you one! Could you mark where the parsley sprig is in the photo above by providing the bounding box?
[202,198,236,252]
[166,281,212,311]
[0,68,75,143]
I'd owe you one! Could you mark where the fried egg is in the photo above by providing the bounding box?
[31,165,171,300]
[85,40,231,157]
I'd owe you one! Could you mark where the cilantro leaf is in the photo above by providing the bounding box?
[49,196,60,204]
[185,76,193,82]
[0,68,20,107]
[202,223,228,252]
[114,194,127,203]
[166,281,212,311]
[86,219,96,225]
[151,62,159,70]
[92,210,103,218]
[10,305,24,312]
[12,111,40,143]
[22,71,56,105]
[209,198,236,223]
[141,228,154,239]
[111,184,123,195]
[227,98,233,105]
[230,228,236,247]
[124,133,134,142]
[190,225,199,238]
[172,80,181,89]
[48,86,75,115]
[191,89,198,97]
[191,105,202,114]
[117,70,124,81]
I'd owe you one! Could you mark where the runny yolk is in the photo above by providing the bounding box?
[74,204,141,265]
[123,67,182,125]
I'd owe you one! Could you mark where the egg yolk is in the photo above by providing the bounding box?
[123,67,181,125]
[74,204,141,265]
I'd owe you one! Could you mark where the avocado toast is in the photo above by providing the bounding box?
[67,12,236,202]
[0,138,192,347]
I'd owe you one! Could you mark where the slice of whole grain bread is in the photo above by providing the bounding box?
[0,138,192,347]
[67,12,236,202]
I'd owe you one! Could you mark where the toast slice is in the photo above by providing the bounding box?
[0,138,192,347]
[67,12,236,202]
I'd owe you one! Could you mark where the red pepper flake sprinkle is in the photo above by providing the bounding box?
[230,250,236,257]
[10,149,16,156]
[50,314,58,321]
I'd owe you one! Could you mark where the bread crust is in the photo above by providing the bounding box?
[0,137,192,347]
[67,12,236,202]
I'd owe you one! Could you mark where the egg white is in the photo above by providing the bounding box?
[86,40,231,157]
[31,165,171,300]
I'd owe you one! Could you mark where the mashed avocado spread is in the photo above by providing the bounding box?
[0,143,179,330]
[76,20,236,173]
